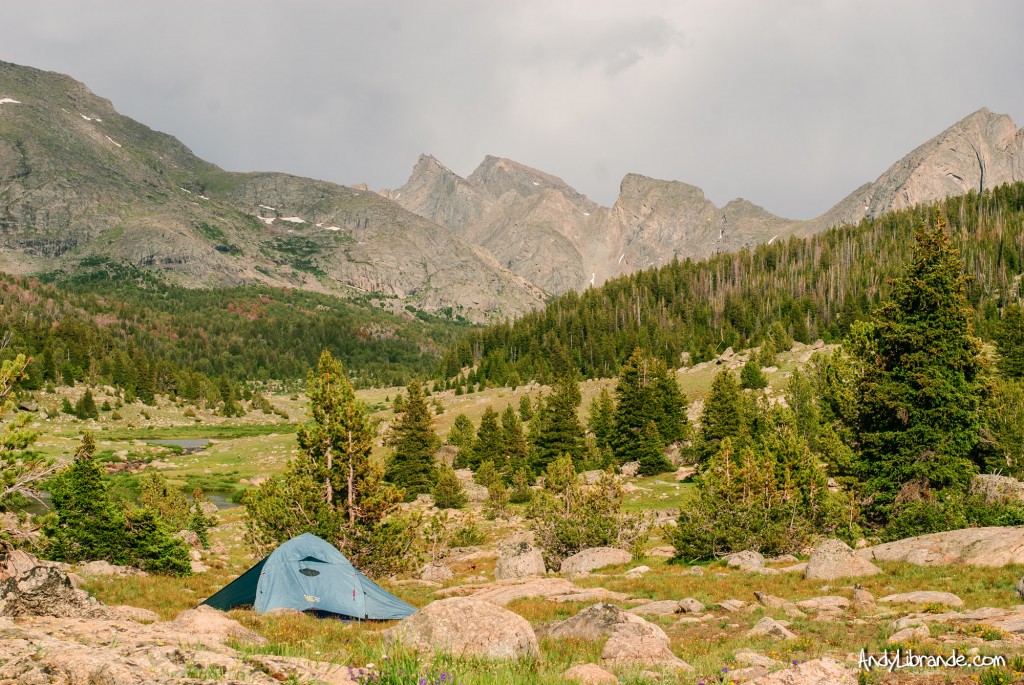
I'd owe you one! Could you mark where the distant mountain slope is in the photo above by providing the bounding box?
[806,108,1024,233]
[388,155,794,293]
[0,61,545,321]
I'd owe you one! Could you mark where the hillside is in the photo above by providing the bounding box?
[0,61,545,321]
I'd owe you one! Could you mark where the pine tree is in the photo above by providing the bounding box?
[245,351,411,576]
[740,357,768,390]
[501,404,529,473]
[473,459,501,488]
[0,353,50,514]
[73,389,99,420]
[432,463,467,509]
[850,221,987,520]
[509,467,534,504]
[530,376,585,471]
[997,304,1024,379]
[611,349,688,463]
[698,368,744,462]
[471,407,505,472]
[385,380,441,500]
[447,413,475,468]
[636,421,671,476]
[135,356,156,405]
[587,388,615,451]
[219,375,242,417]
[518,395,534,422]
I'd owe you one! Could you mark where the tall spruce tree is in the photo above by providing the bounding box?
[997,304,1024,379]
[501,404,530,473]
[849,221,987,520]
[386,380,441,500]
[697,368,744,462]
[530,375,585,471]
[611,349,688,464]
[740,358,768,390]
[636,421,671,476]
[471,406,505,472]
[587,388,615,451]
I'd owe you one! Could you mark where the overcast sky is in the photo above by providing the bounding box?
[4,1,1022,219]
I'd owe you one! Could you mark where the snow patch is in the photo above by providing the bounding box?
[0,98,21,105]
[617,253,625,265]
[590,272,596,286]
[583,212,590,216]
[258,204,276,211]
[79,114,101,122]
[258,216,275,225]
[323,226,341,231]
[394,192,401,199]
[532,181,540,186]
[180,187,193,194]
[280,216,306,224]
[767,235,778,245]
[198,195,210,200]
[104,135,122,148]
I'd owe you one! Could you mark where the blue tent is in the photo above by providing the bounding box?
[202,533,417,620]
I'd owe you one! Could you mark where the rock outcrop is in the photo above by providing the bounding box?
[560,547,632,577]
[384,597,540,660]
[858,526,1024,567]
[494,540,546,580]
[746,657,857,684]
[804,538,882,580]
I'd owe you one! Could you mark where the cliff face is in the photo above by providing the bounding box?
[808,108,1024,232]
[0,61,545,321]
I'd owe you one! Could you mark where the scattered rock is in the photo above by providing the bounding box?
[805,538,882,580]
[543,603,640,641]
[564,663,619,684]
[746,617,796,640]
[858,526,1024,567]
[620,462,640,477]
[190,560,211,573]
[174,529,202,549]
[561,547,632,577]
[678,597,706,613]
[385,597,539,660]
[17,401,38,412]
[629,600,683,616]
[716,599,747,612]
[601,614,693,671]
[754,592,786,609]
[877,591,964,608]
[494,541,546,580]
[420,562,454,584]
[77,560,148,577]
[169,605,267,647]
[441,577,630,606]
[793,596,850,613]
[625,565,650,577]
[746,657,857,684]
[725,550,765,571]
[674,466,695,481]
[736,650,781,668]
[778,563,807,574]
[888,625,930,643]
[852,587,876,612]
[769,554,800,564]
[646,546,675,558]
[1017,578,1024,601]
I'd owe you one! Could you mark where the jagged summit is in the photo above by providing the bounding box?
[809,108,1024,232]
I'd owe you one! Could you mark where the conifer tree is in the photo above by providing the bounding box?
[447,413,475,468]
[849,221,987,520]
[611,349,688,463]
[135,356,156,405]
[530,376,585,471]
[501,404,530,472]
[245,351,412,576]
[432,463,467,509]
[587,388,615,451]
[636,421,671,476]
[385,380,441,500]
[473,459,501,488]
[471,406,505,472]
[997,304,1024,379]
[73,388,99,420]
[509,467,534,504]
[740,357,768,390]
[697,368,744,462]
[518,395,534,422]
[0,353,51,516]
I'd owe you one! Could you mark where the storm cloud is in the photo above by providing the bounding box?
[3,0,1022,218]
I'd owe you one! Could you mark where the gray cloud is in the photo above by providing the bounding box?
[2,0,1022,218]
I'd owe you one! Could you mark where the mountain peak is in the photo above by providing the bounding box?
[467,155,598,212]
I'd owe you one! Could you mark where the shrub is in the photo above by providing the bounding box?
[509,467,534,504]
[740,357,768,390]
[882,489,1024,542]
[432,463,467,509]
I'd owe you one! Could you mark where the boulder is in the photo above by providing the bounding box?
[494,541,546,580]
[561,547,632,577]
[17,401,38,412]
[736,650,781,669]
[754,592,787,609]
[888,625,930,643]
[716,599,747,612]
[169,605,267,647]
[542,602,640,641]
[78,560,148,577]
[0,552,108,619]
[971,474,1024,503]
[629,600,683,616]
[852,587,876,612]
[624,565,650,577]
[420,562,454,584]
[564,663,619,684]
[647,546,675,558]
[793,596,850,613]
[620,461,640,477]
[804,538,882,580]
[601,615,692,671]
[725,550,765,571]
[385,597,539,660]
[1017,577,1024,601]
[434,444,458,467]
[857,526,1024,567]
[747,657,856,684]
[877,591,964,608]
[746,617,796,640]
[678,597,706,614]
[174,529,203,549]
